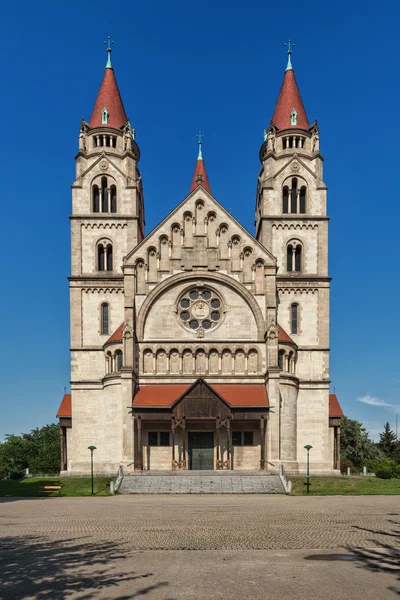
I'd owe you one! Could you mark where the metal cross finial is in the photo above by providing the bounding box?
[284,39,295,71]
[105,36,114,68]
[196,131,204,159]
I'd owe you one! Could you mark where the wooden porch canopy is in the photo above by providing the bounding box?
[131,379,269,470]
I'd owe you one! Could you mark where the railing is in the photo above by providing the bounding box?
[110,464,124,494]
[279,465,292,494]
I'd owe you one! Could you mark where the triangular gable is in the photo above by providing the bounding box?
[272,153,319,182]
[124,186,276,265]
[72,152,128,187]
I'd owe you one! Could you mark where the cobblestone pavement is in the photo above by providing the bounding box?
[0,495,399,599]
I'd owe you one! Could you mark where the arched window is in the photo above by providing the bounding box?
[101,303,109,335]
[290,109,298,126]
[110,185,117,213]
[300,186,306,214]
[102,107,108,124]
[116,350,123,371]
[291,178,298,213]
[98,244,105,271]
[287,245,293,272]
[283,186,289,213]
[278,349,285,371]
[101,177,108,213]
[295,246,302,272]
[93,185,99,213]
[291,304,298,334]
[106,244,113,271]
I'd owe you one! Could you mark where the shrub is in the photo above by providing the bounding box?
[366,457,400,476]
[340,458,354,474]
[375,468,393,479]
[9,471,24,480]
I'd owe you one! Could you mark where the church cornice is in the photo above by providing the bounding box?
[277,276,331,283]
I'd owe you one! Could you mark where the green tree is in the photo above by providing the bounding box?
[379,422,398,457]
[0,424,60,479]
[340,416,381,467]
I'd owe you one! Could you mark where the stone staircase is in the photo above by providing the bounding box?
[118,470,286,494]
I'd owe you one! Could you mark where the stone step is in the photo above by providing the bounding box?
[118,474,285,494]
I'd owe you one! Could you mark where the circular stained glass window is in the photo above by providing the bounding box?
[178,287,223,333]
[180,298,190,309]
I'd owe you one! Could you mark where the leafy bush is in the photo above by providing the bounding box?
[9,471,24,480]
[375,468,393,479]
[340,458,354,474]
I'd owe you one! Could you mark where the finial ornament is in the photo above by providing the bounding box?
[285,39,295,71]
[196,130,204,160]
[105,36,114,69]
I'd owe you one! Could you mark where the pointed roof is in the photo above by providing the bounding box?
[271,68,309,131]
[57,394,71,418]
[277,324,297,345]
[329,394,344,418]
[89,66,128,129]
[190,136,211,194]
[105,322,124,345]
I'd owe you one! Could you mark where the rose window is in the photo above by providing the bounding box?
[178,288,222,332]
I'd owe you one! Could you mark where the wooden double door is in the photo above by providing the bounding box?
[188,432,214,470]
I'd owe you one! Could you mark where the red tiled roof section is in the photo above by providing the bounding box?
[89,68,128,129]
[190,159,211,195]
[272,69,309,130]
[132,383,268,408]
[133,385,191,407]
[106,322,124,344]
[277,324,296,345]
[329,394,344,418]
[212,384,268,407]
[57,394,71,418]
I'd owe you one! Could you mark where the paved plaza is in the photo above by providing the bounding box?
[0,495,399,599]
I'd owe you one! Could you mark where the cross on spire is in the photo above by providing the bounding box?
[105,36,114,69]
[285,39,295,71]
[196,130,204,159]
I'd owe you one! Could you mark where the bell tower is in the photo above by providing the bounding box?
[256,43,331,470]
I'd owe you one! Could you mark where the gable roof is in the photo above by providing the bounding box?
[277,324,296,345]
[57,394,71,418]
[89,67,128,129]
[272,68,309,131]
[132,382,269,408]
[329,394,344,418]
[105,322,124,344]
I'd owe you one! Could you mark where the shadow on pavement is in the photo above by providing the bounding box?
[347,521,400,596]
[0,534,172,599]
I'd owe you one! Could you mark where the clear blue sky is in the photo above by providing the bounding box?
[1,0,398,441]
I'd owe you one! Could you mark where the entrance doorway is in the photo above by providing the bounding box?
[188,432,214,470]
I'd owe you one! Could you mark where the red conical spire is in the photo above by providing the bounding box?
[271,46,309,130]
[190,133,211,194]
[89,39,128,129]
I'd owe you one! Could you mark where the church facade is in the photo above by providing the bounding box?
[57,45,343,475]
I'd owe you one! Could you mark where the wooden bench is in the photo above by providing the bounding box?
[38,485,62,497]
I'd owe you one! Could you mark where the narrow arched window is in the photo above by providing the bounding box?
[300,186,306,214]
[93,185,99,213]
[110,185,117,213]
[295,246,302,272]
[102,107,108,124]
[278,350,285,371]
[291,178,298,213]
[101,177,108,213]
[287,245,293,272]
[290,109,298,126]
[116,350,123,371]
[283,186,289,213]
[106,245,113,271]
[98,244,105,271]
[291,304,298,334]
[101,303,109,335]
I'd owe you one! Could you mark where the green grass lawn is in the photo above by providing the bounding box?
[0,477,113,497]
[290,475,400,495]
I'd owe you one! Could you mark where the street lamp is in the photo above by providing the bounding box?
[87,446,97,495]
[304,444,313,494]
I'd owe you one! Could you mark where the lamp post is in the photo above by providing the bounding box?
[87,446,97,495]
[304,444,313,493]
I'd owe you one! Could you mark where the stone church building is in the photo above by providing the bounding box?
[57,44,343,475]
